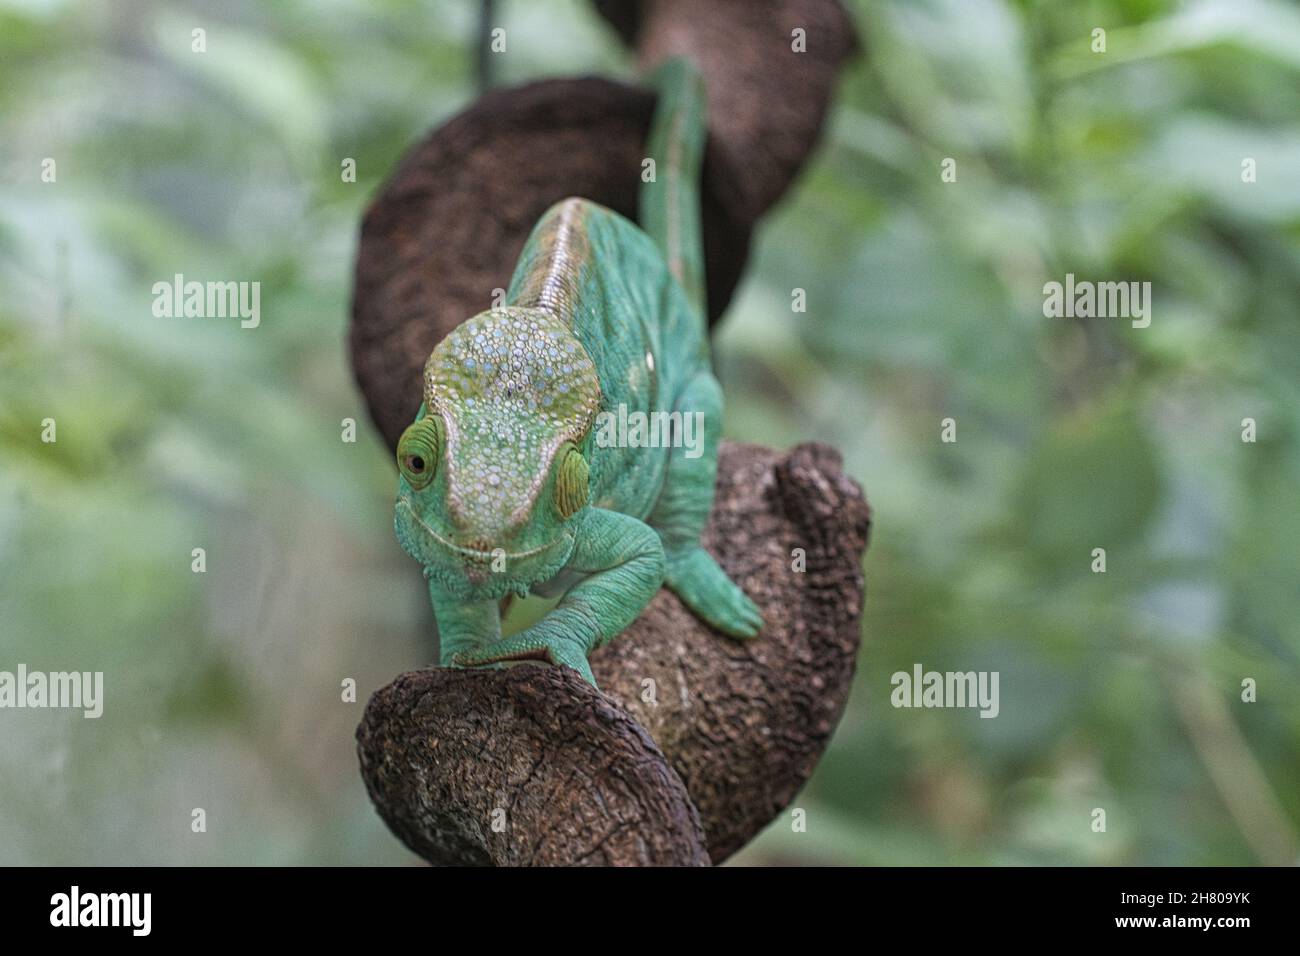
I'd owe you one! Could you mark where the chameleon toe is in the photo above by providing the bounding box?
[664,546,763,640]
[706,593,764,640]
[452,632,597,686]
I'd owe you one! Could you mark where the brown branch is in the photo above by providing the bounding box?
[356,665,709,866]
[594,0,861,221]
[356,441,870,865]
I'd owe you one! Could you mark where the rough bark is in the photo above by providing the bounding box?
[357,441,870,865]
[591,440,869,861]
[357,665,709,866]
[594,0,861,221]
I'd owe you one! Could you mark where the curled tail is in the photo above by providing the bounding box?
[639,57,708,322]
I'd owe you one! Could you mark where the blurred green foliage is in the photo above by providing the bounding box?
[1,0,1297,865]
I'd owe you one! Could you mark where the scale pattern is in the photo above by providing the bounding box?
[424,308,600,538]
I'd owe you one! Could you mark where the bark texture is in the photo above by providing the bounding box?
[591,441,869,861]
[357,665,710,866]
[594,0,860,221]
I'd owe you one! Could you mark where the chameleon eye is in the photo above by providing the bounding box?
[553,443,589,519]
[396,417,442,490]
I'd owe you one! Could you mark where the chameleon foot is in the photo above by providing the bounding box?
[664,546,763,639]
[452,630,596,686]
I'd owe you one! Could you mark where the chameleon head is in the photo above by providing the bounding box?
[393,308,602,601]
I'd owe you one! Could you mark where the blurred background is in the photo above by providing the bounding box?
[1,0,1297,865]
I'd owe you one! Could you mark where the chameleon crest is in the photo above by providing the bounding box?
[425,308,599,536]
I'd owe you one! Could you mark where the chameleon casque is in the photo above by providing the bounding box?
[393,59,761,686]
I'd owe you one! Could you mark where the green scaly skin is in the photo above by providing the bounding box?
[393,58,762,688]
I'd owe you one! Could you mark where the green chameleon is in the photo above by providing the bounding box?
[393,58,762,687]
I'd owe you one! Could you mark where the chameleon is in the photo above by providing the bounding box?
[392,58,762,687]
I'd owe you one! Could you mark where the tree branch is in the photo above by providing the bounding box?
[357,441,870,865]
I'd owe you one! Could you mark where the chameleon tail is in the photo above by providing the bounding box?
[639,56,708,322]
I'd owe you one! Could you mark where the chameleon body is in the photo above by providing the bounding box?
[393,59,761,686]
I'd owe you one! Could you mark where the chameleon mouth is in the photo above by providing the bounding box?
[397,498,563,561]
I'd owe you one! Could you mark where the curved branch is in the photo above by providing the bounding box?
[357,441,870,865]
[357,665,709,866]
[594,0,860,220]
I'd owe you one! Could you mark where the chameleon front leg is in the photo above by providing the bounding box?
[427,576,502,666]
[649,369,763,639]
[451,508,665,686]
